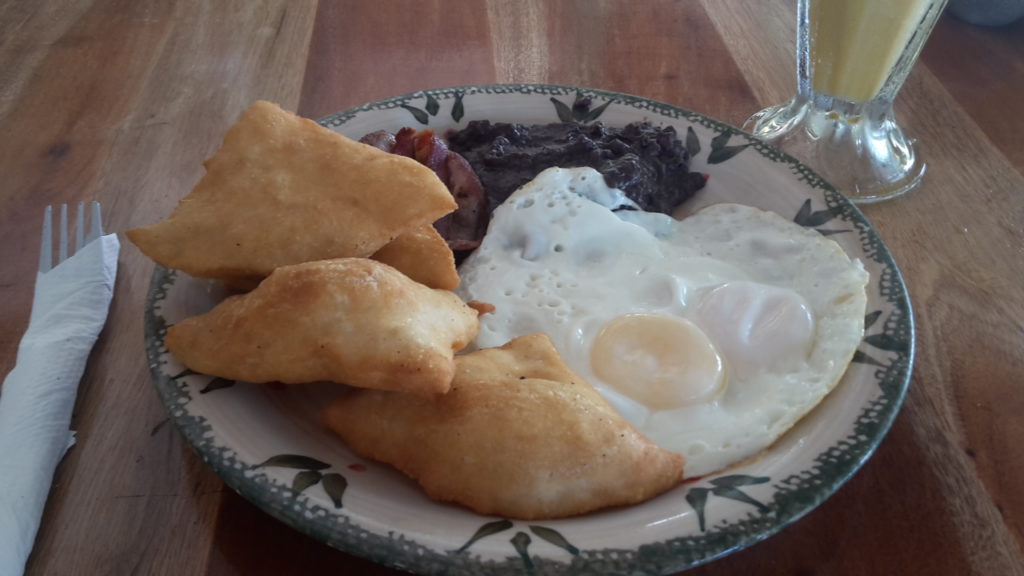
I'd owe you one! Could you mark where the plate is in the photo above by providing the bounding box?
[144,84,914,575]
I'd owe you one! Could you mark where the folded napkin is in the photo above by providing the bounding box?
[0,233,119,576]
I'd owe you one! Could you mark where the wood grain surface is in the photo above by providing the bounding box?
[0,1,1022,575]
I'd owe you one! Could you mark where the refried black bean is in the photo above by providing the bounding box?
[446,120,706,215]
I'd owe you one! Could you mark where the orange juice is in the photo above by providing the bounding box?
[808,0,943,102]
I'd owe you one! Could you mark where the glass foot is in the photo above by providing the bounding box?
[744,97,925,203]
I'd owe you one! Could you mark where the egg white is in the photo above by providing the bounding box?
[456,167,868,477]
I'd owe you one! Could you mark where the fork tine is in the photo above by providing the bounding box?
[75,202,85,252]
[86,201,103,244]
[58,204,68,264]
[39,206,53,273]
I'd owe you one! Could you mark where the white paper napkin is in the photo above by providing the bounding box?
[0,233,119,576]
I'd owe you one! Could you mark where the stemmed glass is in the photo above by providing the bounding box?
[744,0,949,203]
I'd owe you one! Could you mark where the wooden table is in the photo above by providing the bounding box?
[2,1,1022,574]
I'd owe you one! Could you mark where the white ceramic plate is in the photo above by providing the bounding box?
[144,84,914,575]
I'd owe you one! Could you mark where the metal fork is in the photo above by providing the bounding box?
[39,202,103,273]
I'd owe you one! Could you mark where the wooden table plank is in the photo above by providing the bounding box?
[543,0,761,125]
[299,0,497,120]
[920,15,1024,174]
[862,64,1024,572]
[0,1,318,574]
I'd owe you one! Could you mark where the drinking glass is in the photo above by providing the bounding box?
[744,0,949,203]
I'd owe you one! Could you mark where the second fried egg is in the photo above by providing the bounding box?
[456,167,868,477]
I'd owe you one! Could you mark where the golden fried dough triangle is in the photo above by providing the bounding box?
[127,101,456,281]
[165,258,479,393]
[325,333,685,520]
[371,224,459,290]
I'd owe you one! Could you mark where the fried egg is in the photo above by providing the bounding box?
[456,167,868,477]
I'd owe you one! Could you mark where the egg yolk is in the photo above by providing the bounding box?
[590,314,725,410]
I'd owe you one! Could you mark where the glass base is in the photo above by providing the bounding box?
[744,96,925,203]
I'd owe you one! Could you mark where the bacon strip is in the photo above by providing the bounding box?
[364,128,489,254]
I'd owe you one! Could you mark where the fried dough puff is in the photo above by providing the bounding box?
[165,258,478,393]
[370,224,459,290]
[127,101,458,287]
[325,334,684,520]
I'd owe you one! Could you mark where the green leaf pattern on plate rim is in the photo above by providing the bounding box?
[144,84,914,576]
